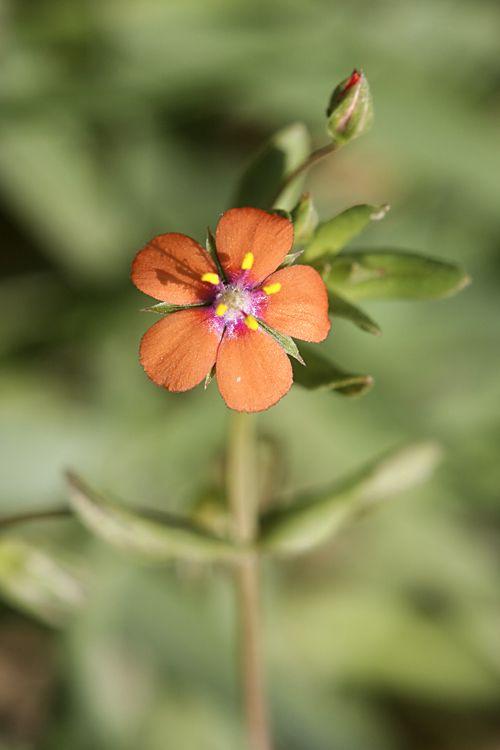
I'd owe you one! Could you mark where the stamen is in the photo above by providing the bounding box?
[201,273,220,285]
[244,314,259,331]
[241,253,254,270]
[215,303,228,317]
[263,282,281,295]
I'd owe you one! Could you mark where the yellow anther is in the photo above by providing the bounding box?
[201,273,220,285]
[241,252,254,270]
[244,314,259,331]
[263,282,281,295]
[215,303,228,317]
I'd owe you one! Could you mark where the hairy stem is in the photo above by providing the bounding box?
[269,141,338,209]
[227,411,271,750]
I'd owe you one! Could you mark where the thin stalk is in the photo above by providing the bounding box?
[268,141,338,209]
[227,411,272,750]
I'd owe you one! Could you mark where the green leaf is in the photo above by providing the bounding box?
[324,249,471,300]
[232,123,310,212]
[290,192,318,244]
[258,320,304,364]
[66,472,238,564]
[327,290,381,335]
[302,204,389,262]
[0,538,85,627]
[292,344,373,397]
[260,442,443,556]
[141,301,208,315]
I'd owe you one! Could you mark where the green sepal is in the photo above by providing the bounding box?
[292,344,373,397]
[277,250,303,270]
[291,192,318,244]
[204,364,216,389]
[141,301,208,315]
[324,249,471,300]
[206,227,228,283]
[326,69,374,146]
[302,204,389,263]
[232,123,310,211]
[0,537,85,627]
[328,290,381,335]
[66,472,239,564]
[258,320,304,365]
[259,442,442,556]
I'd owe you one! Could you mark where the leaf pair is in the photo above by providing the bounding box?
[65,443,442,566]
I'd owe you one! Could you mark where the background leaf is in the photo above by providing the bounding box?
[302,204,389,262]
[327,290,381,335]
[67,473,238,564]
[232,123,310,211]
[293,344,373,397]
[0,538,85,627]
[324,249,471,300]
[260,442,443,555]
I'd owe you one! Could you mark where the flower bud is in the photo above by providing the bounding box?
[326,69,373,145]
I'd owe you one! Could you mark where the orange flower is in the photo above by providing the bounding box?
[131,207,330,412]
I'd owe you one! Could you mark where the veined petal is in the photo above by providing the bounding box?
[216,326,293,412]
[140,309,222,392]
[131,233,218,305]
[215,208,294,286]
[259,265,330,342]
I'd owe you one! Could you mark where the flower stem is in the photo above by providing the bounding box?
[269,141,338,209]
[227,411,272,750]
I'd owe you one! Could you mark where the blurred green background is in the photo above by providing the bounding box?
[1,0,500,748]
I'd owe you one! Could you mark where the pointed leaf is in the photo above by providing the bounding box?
[257,320,304,365]
[0,538,85,627]
[260,442,443,555]
[293,344,373,397]
[232,123,310,211]
[302,204,389,262]
[327,290,381,335]
[325,249,471,300]
[67,473,238,564]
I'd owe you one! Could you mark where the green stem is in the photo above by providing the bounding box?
[227,411,272,750]
[269,141,338,209]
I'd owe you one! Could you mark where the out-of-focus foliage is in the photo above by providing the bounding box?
[0,0,500,748]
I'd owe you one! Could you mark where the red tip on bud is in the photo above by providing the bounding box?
[344,69,361,93]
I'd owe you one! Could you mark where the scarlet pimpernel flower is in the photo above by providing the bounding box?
[131,207,330,412]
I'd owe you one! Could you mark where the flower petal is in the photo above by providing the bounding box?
[131,233,218,304]
[259,265,330,342]
[216,326,293,412]
[215,208,294,286]
[140,309,222,392]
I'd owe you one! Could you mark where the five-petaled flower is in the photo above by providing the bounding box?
[131,207,330,412]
